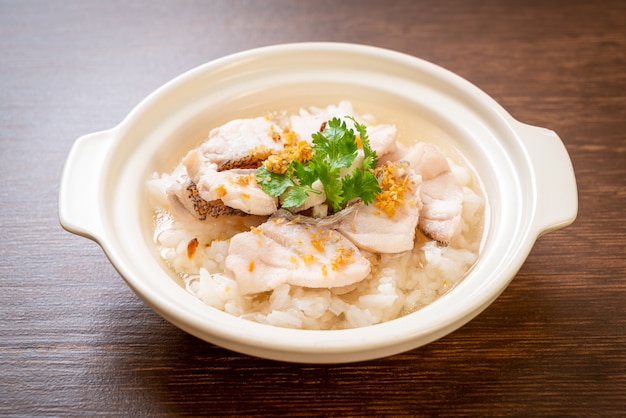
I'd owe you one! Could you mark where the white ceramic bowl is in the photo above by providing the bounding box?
[59,43,577,363]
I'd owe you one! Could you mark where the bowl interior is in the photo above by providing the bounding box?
[98,44,535,362]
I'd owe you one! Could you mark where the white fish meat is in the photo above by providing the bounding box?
[402,143,463,244]
[365,123,398,160]
[200,116,284,170]
[336,171,423,253]
[289,101,357,141]
[225,216,371,295]
[290,101,398,159]
[183,149,278,216]
[166,179,249,221]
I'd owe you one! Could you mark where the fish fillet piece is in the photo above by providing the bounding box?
[167,179,248,221]
[366,124,398,159]
[403,142,451,179]
[418,172,463,244]
[183,150,278,215]
[336,172,423,253]
[289,102,398,159]
[199,116,284,170]
[289,101,357,141]
[226,217,371,295]
[403,143,463,244]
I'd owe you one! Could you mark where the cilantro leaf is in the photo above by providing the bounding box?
[342,167,381,205]
[312,118,358,170]
[292,160,317,188]
[255,115,382,214]
[281,186,311,208]
[312,160,343,213]
[348,116,378,171]
[255,166,294,197]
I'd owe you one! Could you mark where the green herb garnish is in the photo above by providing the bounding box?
[255,117,380,213]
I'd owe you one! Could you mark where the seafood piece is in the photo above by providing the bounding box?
[339,123,398,176]
[366,124,398,160]
[167,180,248,221]
[289,101,397,159]
[336,168,423,253]
[403,143,463,245]
[403,142,450,179]
[287,180,327,214]
[289,101,357,141]
[419,172,464,244]
[199,116,284,170]
[183,150,278,216]
[225,216,371,295]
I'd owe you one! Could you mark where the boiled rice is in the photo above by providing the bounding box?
[147,120,485,330]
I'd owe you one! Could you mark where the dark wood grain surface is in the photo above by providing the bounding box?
[2,0,625,416]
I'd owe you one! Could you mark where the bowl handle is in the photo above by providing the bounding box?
[515,121,578,236]
[58,130,114,242]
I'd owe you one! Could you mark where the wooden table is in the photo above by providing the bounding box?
[2,0,625,415]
